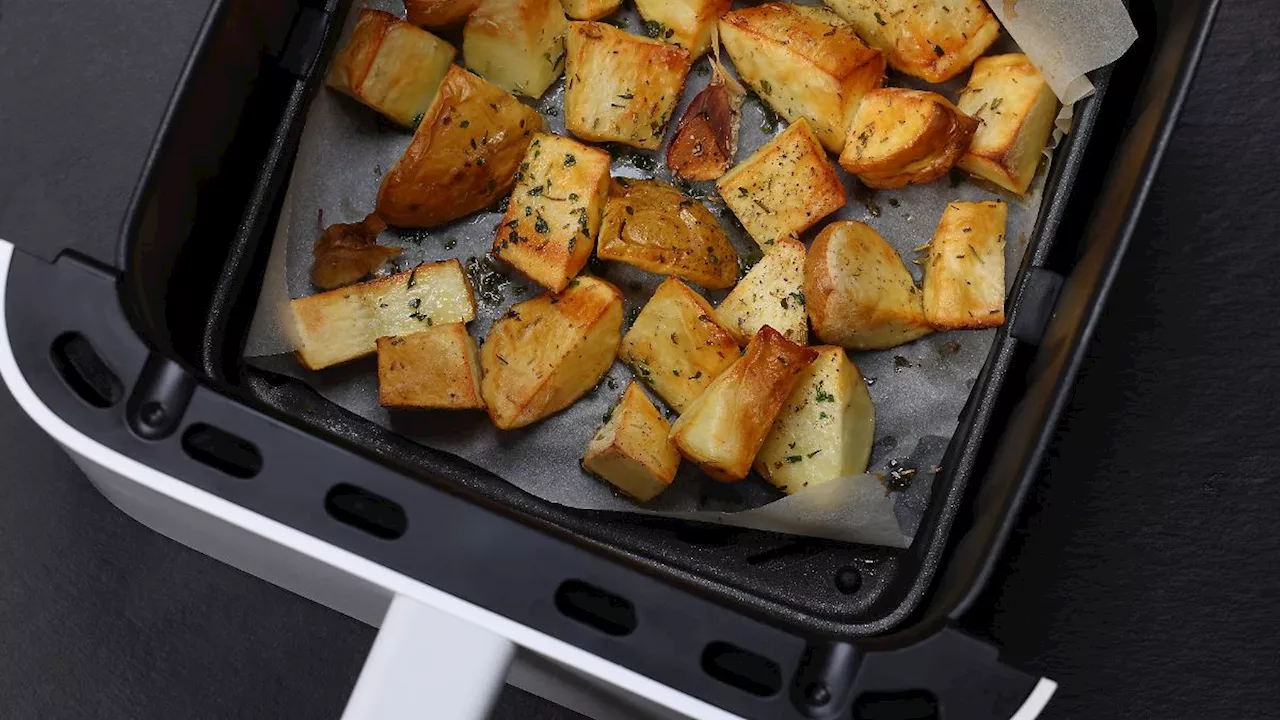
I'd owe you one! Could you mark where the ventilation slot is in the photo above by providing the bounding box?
[745,541,824,567]
[851,690,939,720]
[555,580,636,636]
[701,642,781,697]
[325,484,407,540]
[49,333,122,408]
[182,424,262,479]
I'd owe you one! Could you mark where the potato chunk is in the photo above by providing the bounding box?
[956,54,1059,195]
[377,66,544,229]
[564,22,692,150]
[634,0,731,57]
[715,237,807,346]
[718,3,885,153]
[493,134,611,292]
[922,201,1007,330]
[560,0,622,21]
[620,278,740,413]
[463,0,568,98]
[326,10,457,128]
[839,88,977,189]
[822,0,1000,83]
[716,119,846,251]
[755,346,874,494]
[596,178,738,289]
[669,327,816,481]
[291,260,478,370]
[583,383,681,501]
[377,324,485,410]
[405,0,481,28]
[480,276,624,429]
[804,221,931,350]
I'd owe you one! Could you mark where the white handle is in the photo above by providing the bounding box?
[342,594,516,720]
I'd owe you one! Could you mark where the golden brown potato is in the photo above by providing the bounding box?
[583,383,681,501]
[560,0,622,21]
[922,201,1007,330]
[291,260,478,370]
[480,276,624,429]
[666,61,745,181]
[493,134,612,292]
[718,3,885,153]
[620,278,740,413]
[755,346,874,494]
[838,88,976,189]
[669,326,816,481]
[310,213,399,290]
[464,0,568,98]
[822,0,1000,83]
[596,178,738,290]
[715,237,808,346]
[804,221,931,350]
[326,9,457,128]
[717,119,847,251]
[377,324,485,410]
[376,66,544,229]
[634,0,731,57]
[956,54,1060,195]
[564,22,692,150]
[404,0,481,28]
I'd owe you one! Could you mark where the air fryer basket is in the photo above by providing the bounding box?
[0,0,1218,716]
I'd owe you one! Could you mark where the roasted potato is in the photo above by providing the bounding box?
[405,0,481,28]
[480,276,624,429]
[755,346,874,493]
[666,60,745,181]
[377,324,485,409]
[718,3,885,153]
[464,0,568,98]
[377,66,544,229]
[564,22,692,150]
[822,0,1000,83]
[560,0,622,21]
[620,278,740,413]
[957,54,1059,195]
[922,201,1007,330]
[715,237,808,346]
[326,9,457,128]
[583,382,681,501]
[717,119,847,251]
[634,0,731,57]
[838,88,977,189]
[669,326,816,481]
[291,260,478,370]
[804,221,931,350]
[596,178,738,289]
[493,134,611,292]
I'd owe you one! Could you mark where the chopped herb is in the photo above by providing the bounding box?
[624,205,634,216]
[690,371,702,380]
[815,386,835,402]
[644,19,665,38]
[694,62,710,77]
[607,377,618,390]
[759,79,773,95]
[807,449,821,458]
[989,97,1004,111]
[460,119,470,128]
[528,185,543,197]
[412,112,424,126]
[445,238,457,250]
[738,187,749,197]
[789,291,805,307]
[617,93,634,100]
[672,369,680,376]
[785,455,803,464]
[874,11,887,25]
[819,412,829,420]
[408,298,421,309]
[568,192,579,202]
[406,265,420,289]
[534,215,550,234]
[933,44,944,56]
[893,355,912,370]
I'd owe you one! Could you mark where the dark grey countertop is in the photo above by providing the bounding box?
[1,1,1278,718]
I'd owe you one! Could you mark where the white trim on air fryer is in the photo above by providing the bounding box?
[1009,678,1057,720]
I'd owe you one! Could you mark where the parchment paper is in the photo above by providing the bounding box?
[245,0,1133,547]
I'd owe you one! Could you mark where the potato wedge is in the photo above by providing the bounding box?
[717,119,846,251]
[839,88,977,189]
[957,54,1059,195]
[564,22,692,150]
[464,0,568,98]
[804,221,931,350]
[405,0,481,28]
[620,278,740,413]
[922,201,1007,330]
[634,0,731,57]
[291,260,478,370]
[377,66,544,229]
[669,326,816,481]
[822,0,999,83]
[755,346,874,493]
[326,10,457,128]
[718,3,885,153]
[480,276,624,429]
[493,134,611,292]
[377,324,485,409]
[666,62,745,181]
[596,178,738,289]
[583,383,681,501]
[560,0,622,21]
[715,237,807,346]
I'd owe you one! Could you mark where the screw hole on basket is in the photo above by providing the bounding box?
[325,483,406,540]
[554,580,636,636]
[700,641,782,697]
[834,566,863,594]
[181,423,262,479]
[851,690,938,720]
[49,332,122,408]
